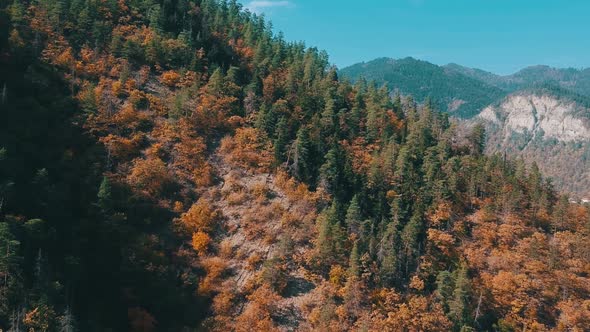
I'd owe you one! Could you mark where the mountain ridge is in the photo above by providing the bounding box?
[339,57,506,118]
[341,57,590,197]
[340,57,590,106]
[445,62,590,95]
[2,1,590,331]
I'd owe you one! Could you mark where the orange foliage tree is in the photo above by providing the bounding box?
[127,157,171,196]
[180,198,218,233]
[219,128,273,172]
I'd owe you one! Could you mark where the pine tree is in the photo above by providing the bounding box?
[97,176,113,212]
[273,117,289,165]
[401,208,424,277]
[380,221,401,286]
[348,241,360,278]
[345,195,362,236]
[315,201,346,268]
[293,126,313,183]
[206,68,225,97]
[449,264,472,328]
[436,270,454,313]
[552,195,570,232]
[148,4,163,33]
[316,210,333,262]
[467,124,485,156]
[365,106,380,142]
[320,91,336,139]
[255,104,275,134]
[319,145,342,196]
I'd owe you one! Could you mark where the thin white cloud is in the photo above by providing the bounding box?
[245,1,292,13]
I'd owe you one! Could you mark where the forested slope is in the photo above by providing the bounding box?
[339,57,507,118]
[0,0,589,331]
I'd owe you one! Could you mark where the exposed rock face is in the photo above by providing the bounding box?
[478,93,590,197]
[481,95,590,142]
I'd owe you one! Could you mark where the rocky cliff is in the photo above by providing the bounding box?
[478,92,590,197]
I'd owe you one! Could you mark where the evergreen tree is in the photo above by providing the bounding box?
[273,117,289,165]
[148,4,162,32]
[436,270,454,313]
[206,68,225,97]
[345,195,362,236]
[97,176,113,212]
[449,264,472,328]
[380,221,401,286]
[320,91,336,139]
[315,202,346,268]
[401,207,425,276]
[552,195,570,232]
[467,124,485,156]
[348,241,360,278]
[319,145,343,196]
[293,126,313,184]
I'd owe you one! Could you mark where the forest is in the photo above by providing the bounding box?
[0,0,589,331]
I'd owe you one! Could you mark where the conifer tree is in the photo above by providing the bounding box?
[319,145,343,196]
[293,126,313,184]
[380,221,401,286]
[449,264,472,328]
[401,207,424,276]
[345,195,362,236]
[97,176,113,212]
[436,270,454,313]
[273,117,289,165]
[467,124,486,156]
[348,241,360,279]
[206,68,225,97]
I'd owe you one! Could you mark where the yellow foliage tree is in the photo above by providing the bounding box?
[191,231,211,252]
[181,199,217,233]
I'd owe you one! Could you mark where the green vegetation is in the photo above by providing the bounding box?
[0,0,589,331]
[339,57,506,117]
[341,57,590,118]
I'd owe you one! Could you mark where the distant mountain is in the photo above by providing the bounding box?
[342,57,590,197]
[339,57,506,118]
[445,63,590,97]
[341,58,590,119]
[443,63,518,91]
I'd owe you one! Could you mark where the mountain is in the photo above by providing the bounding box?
[445,63,590,96]
[477,89,590,197]
[444,63,518,91]
[341,58,590,118]
[343,57,590,197]
[2,1,590,331]
[339,57,506,118]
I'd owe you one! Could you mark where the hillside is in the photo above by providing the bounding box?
[445,63,590,97]
[1,1,590,331]
[343,58,590,197]
[477,90,590,197]
[341,58,590,118]
[339,57,506,118]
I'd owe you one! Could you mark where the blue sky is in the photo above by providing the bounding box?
[243,0,589,75]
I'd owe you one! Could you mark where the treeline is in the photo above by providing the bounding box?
[1,0,589,331]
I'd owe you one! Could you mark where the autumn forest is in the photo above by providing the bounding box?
[0,0,589,331]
